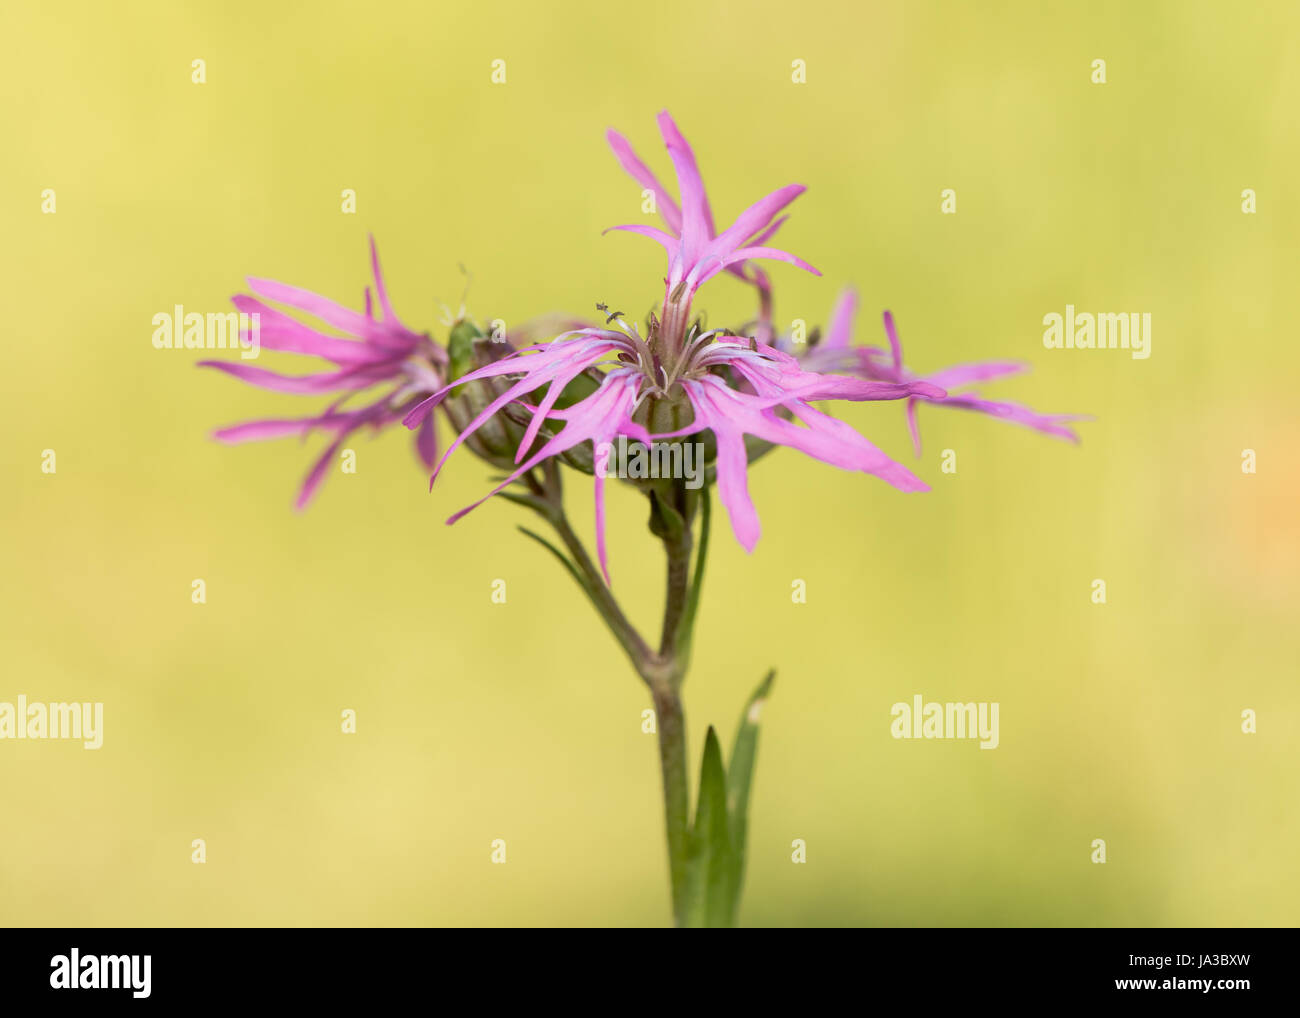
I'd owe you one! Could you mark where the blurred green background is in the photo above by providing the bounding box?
[3,0,1297,926]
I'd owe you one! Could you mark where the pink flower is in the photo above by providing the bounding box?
[201,239,446,508]
[405,329,942,580]
[606,113,788,340]
[795,288,1090,455]
[405,113,944,580]
[605,111,818,354]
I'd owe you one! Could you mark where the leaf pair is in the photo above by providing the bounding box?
[681,670,775,928]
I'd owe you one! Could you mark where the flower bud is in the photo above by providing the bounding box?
[441,317,604,475]
[441,319,529,471]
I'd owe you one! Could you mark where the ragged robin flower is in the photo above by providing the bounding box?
[200,238,446,508]
[795,288,1090,456]
[403,112,946,580]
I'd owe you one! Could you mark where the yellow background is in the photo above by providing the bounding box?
[3,0,1297,926]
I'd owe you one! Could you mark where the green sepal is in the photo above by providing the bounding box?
[647,487,687,544]
[446,318,486,396]
[551,369,603,409]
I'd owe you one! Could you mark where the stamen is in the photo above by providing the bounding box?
[629,386,654,417]
[597,301,643,341]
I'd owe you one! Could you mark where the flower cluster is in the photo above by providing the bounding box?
[204,111,1083,575]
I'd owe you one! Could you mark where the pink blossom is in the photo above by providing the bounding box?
[796,288,1091,455]
[201,239,446,508]
[405,113,944,580]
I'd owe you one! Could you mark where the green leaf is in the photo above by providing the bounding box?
[515,526,588,594]
[684,726,736,928]
[496,490,553,516]
[515,525,644,664]
[725,669,775,926]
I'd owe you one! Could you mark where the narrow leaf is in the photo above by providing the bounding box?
[515,526,587,593]
[724,669,775,925]
[497,490,554,516]
[684,726,735,927]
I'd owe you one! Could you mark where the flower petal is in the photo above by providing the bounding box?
[415,410,439,468]
[230,295,379,364]
[294,433,348,510]
[199,360,393,394]
[657,111,714,266]
[213,417,325,443]
[823,288,859,352]
[689,244,819,289]
[603,223,679,254]
[606,128,682,234]
[418,337,627,484]
[923,360,1027,390]
[689,376,928,492]
[882,310,904,371]
[444,372,644,583]
[705,184,806,267]
[905,397,922,456]
[246,277,375,338]
[678,382,761,551]
[927,395,1091,442]
[368,235,404,328]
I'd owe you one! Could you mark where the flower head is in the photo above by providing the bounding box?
[405,323,942,581]
[403,112,946,580]
[605,111,818,359]
[794,288,1091,455]
[606,113,794,341]
[202,238,446,508]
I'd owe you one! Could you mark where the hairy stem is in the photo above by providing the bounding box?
[518,464,715,927]
[658,522,693,666]
[651,680,690,925]
[651,484,712,925]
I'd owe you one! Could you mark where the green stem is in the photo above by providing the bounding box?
[658,517,693,667]
[650,680,690,925]
[651,483,713,925]
[514,464,717,927]
[520,465,653,674]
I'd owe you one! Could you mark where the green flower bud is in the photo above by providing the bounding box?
[441,317,605,476]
